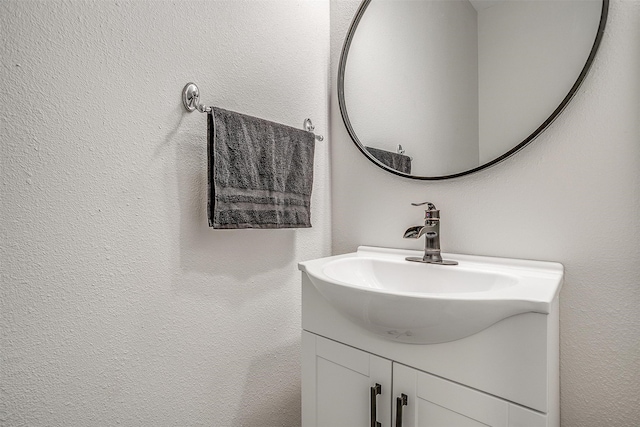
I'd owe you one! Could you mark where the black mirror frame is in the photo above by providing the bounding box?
[337,0,609,180]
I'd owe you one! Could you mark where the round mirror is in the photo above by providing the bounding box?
[338,0,608,179]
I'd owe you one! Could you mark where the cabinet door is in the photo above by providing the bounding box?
[392,363,509,427]
[302,331,392,427]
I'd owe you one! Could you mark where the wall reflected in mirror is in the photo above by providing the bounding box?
[341,0,605,178]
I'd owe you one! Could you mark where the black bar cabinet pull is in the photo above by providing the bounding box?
[370,383,382,427]
[395,393,408,427]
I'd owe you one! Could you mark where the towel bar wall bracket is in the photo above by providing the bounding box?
[181,82,324,141]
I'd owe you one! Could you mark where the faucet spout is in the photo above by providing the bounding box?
[403,225,426,239]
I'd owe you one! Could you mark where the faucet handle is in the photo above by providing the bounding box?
[411,201,436,211]
[411,201,439,220]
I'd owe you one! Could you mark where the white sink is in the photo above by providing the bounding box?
[299,246,563,344]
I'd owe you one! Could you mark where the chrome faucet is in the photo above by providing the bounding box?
[403,202,458,265]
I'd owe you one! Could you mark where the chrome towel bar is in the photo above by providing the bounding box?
[181,82,324,141]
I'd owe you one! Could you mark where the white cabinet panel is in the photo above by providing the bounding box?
[302,331,392,427]
[393,363,509,427]
[415,367,509,427]
[317,357,370,427]
[508,404,548,427]
[417,401,490,427]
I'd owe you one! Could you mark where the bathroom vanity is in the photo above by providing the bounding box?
[300,247,563,427]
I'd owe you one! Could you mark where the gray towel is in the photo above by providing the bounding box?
[208,107,315,229]
[365,146,412,174]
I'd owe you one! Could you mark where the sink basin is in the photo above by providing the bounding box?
[299,246,563,344]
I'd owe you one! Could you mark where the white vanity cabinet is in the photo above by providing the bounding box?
[300,254,561,427]
[303,332,547,427]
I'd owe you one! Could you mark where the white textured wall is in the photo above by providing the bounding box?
[331,0,639,425]
[0,1,330,426]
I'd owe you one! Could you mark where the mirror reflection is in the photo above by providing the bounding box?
[340,0,605,178]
